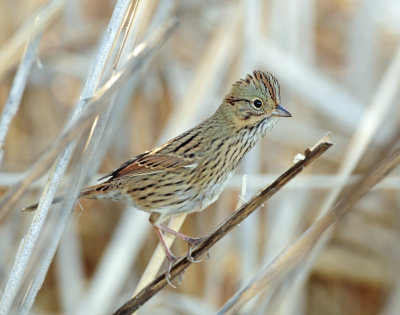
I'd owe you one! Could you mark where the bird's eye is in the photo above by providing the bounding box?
[253,99,263,109]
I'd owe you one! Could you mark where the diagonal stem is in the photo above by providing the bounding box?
[218,144,400,314]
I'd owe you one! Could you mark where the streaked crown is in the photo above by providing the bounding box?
[231,70,281,104]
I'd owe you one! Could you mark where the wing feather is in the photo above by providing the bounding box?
[99,152,197,180]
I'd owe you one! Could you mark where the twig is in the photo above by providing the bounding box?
[317,43,400,219]
[112,134,333,315]
[0,28,42,164]
[218,145,400,314]
[0,0,65,81]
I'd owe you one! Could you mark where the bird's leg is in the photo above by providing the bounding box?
[150,223,180,288]
[152,223,209,263]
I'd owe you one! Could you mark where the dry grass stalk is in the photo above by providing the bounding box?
[0,0,65,80]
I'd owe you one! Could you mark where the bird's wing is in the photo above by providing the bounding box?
[99,152,197,180]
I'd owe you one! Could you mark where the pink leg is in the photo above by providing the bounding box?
[148,214,210,287]
[154,224,205,262]
[151,224,179,287]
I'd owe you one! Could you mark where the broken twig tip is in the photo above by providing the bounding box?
[309,132,334,152]
[293,133,334,164]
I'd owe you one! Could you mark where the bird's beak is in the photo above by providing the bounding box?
[272,104,292,117]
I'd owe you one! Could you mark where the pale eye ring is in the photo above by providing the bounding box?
[252,98,263,109]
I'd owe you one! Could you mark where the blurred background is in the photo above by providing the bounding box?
[0,0,400,314]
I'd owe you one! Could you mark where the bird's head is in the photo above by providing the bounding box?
[221,70,291,128]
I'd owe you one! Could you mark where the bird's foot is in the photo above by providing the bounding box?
[150,220,209,286]
[164,252,181,288]
[185,236,210,263]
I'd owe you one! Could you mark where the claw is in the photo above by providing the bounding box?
[187,254,201,263]
[185,237,208,263]
[187,249,211,263]
[165,255,178,288]
[164,253,186,287]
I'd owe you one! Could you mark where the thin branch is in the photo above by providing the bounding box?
[113,134,333,315]
[218,145,400,314]
[0,0,65,81]
[317,43,400,219]
[0,28,42,164]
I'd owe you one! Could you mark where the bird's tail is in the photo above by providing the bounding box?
[22,196,65,212]
[22,183,111,212]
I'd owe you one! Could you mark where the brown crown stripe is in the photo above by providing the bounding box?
[234,71,280,104]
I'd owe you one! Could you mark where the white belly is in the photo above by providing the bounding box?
[194,172,234,211]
